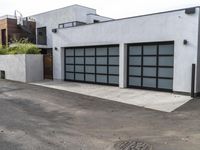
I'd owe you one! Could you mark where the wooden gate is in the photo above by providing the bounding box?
[43,50,53,79]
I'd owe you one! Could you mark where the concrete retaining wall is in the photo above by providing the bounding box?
[0,54,43,82]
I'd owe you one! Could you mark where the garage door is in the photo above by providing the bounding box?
[64,45,119,85]
[127,42,174,91]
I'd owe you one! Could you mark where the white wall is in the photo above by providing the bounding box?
[53,8,200,93]
[0,55,26,82]
[0,55,43,82]
[26,55,44,82]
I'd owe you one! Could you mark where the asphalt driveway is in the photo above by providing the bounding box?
[0,80,200,150]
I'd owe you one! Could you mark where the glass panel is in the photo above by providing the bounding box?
[158,68,173,78]
[66,73,74,80]
[66,57,74,64]
[129,77,141,86]
[85,74,95,82]
[66,65,74,72]
[75,57,84,64]
[159,44,174,55]
[159,56,173,66]
[129,57,141,65]
[158,79,173,89]
[143,45,157,55]
[85,66,95,73]
[143,57,156,66]
[109,57,119,65]
[75,65,84,72]
[96,75,107,83]
[143,67,156,77]
[85,57,95,64]
[109,47,119,55]
[65,49,74,56]
[96,57,107,65]
[109,76,119,84]
[96,66,107,74]
[109,66,119,75]
[143,78,156,88]
[85,48,95,56]
[75,48,84,56]
[96,47,107,55]
[129,46,142,55]
[75,73,84,81]
[129,67,141,76]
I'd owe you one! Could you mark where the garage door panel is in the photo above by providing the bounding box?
[75,57,84,64]
[65,45,119,85]
[75,65,84,73]
[109,66,119,75]
[143,78,157,88]
[96,75,107,83]
[143,45,157,55]
[143,67,157,77]
[96,47,107,55]
[143,56,157,66]
[96,66,107,74]
[159,56,173,66]
[128,42,174,91]
[66,57,74,64]
[96,57,107,65]
[85,66,95,73]
[158,68,173,78]
[109,57,119,65]
[65,49,74,56]
[129,57,141,65]
[66,73,74,80]
[159,44,174,55]
[129,46,142,55]
[75,73,84,81]
[85,48,95,56]
[109,76,119,84]
[85,57,95,64]
[109,47,119,55]
[129,77,141,86]
[75,48,84,56]
[158,79,173,89]
[85,74,95,82]
[66,65,74,72]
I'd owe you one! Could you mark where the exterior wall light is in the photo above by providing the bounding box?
[55,47,58,51]
[183,39,188,45]
[52,29,57,33]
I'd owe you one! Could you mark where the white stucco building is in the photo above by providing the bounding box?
[49,6,200,96]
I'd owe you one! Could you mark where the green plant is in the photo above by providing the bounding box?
[0,39,41,55]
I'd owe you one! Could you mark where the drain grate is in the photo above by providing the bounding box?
[114,140,152,150]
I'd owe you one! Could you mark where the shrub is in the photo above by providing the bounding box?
[0,39,41,55]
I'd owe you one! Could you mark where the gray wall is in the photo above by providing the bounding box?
[0,55,43,82]
[52,8,200,93]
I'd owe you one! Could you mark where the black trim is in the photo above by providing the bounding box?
[127,41,174,92]
[191,64,195,97]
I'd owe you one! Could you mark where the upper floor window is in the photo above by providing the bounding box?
[37,27,47,45]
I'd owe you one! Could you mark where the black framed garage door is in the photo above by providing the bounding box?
[127,41,174,91]
[64,45,119,85]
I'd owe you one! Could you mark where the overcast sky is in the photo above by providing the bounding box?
[0,0,200,19]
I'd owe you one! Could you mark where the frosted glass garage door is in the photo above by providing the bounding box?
[65,45,119,85]
[128,42,174,91]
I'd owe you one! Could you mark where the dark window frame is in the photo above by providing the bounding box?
[37,27,47,45]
